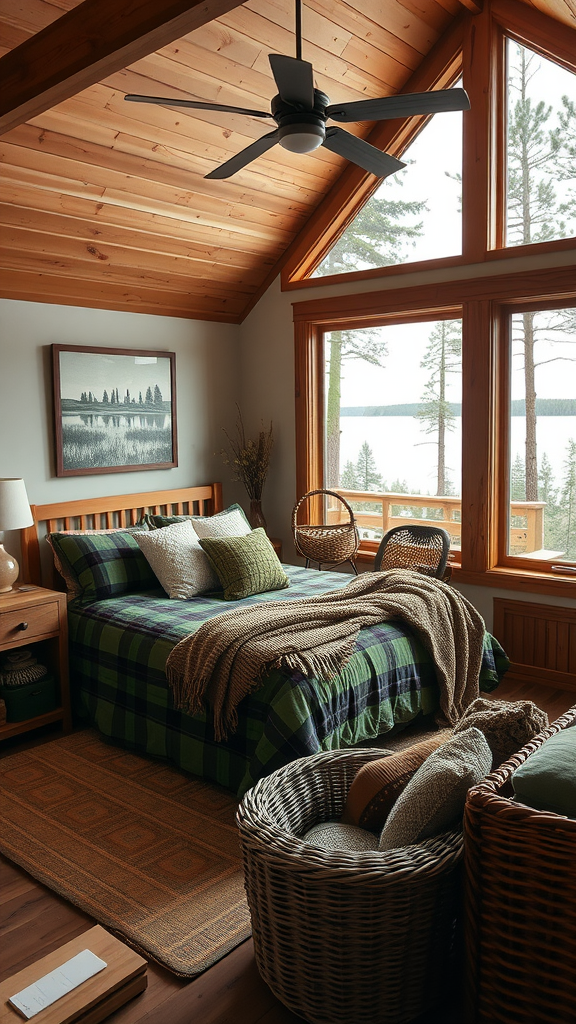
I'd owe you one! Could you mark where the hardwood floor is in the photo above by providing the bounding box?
[1,679,574,1024]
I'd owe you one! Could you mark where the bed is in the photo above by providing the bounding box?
[22,484,509,796]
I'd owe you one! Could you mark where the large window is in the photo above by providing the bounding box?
[312,84,464,277]
[505,40,576,248]
[504,305,576,564]
[324,318,462,551]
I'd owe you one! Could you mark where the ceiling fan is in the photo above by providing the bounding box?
[124,0,470,181]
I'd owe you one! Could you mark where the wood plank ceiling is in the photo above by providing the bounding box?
[0,0,572,323]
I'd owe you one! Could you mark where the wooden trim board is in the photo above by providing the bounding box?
[0,925,146,1024]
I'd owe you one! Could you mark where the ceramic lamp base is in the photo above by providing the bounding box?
[0,543,19,592]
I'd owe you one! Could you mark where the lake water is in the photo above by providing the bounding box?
[340,415,576,494]
[62,411,173,470]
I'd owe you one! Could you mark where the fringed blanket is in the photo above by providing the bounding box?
[166,569,486,741]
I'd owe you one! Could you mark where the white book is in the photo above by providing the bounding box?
[9,949,107,1019]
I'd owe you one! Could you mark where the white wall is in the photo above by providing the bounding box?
[0,298,242,563]
[239,251,576,630]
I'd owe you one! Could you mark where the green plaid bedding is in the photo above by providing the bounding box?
[69,564,509,796]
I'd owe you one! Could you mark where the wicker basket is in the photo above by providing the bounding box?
[238,747,463,1024]
[292,489,360,569]
[464,704,576,1024]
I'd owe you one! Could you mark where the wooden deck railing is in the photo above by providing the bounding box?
[327,489,546,555]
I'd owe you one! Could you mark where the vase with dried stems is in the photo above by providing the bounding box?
[221,410,274,532]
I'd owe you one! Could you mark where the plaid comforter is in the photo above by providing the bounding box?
[69,564,509,796]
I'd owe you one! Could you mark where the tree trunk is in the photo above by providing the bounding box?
[523,311,538,501]
[437,325,446,495]
[326,332,342,488]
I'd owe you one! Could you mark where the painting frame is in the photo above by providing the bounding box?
[51,344,178,477]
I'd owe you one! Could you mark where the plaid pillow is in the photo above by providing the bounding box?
[47,531,159,602]
[199,528,289,600]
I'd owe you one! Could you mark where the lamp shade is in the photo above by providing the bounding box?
[0,478,34,531]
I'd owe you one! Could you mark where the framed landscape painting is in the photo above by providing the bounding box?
[52,345,178,476]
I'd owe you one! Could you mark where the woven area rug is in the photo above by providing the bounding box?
[0,731,250,977]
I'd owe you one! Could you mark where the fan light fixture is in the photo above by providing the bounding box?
[279,123,324,153]
[123,0,470,181]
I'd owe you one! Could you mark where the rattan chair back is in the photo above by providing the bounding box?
[292,489,359,572]
[374,524,450,579]
[464,704,576,1024]
[238,747,463,1024]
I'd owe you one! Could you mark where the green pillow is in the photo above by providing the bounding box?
[512,728,576,818]
[47,531,159,602]
[147,503,250,531]
[198,528,289,600]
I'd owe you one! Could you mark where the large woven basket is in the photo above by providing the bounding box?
[292,489,359,568]
[238,747,463,1024]
[464,704,576,1024]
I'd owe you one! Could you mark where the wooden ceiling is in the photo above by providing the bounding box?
[0,0,573,324]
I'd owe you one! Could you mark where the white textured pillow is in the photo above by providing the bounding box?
[378,727,492,851]
[134,519,218,599]
[192,506,252,540]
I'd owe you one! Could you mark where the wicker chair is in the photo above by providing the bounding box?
[464,704,576,1024]
[238,747,464,1024]
[292,489,360,573]
[374,524,451,579]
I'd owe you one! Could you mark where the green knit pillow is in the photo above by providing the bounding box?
[198,529,289,600]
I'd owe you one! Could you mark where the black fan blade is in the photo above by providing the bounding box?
[323,127,405,178]
[326,88,470,123]
[124,94,272,119]
[205,129,281,179]
[268,54,314,109]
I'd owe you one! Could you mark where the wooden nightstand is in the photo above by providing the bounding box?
[0,587,71,742]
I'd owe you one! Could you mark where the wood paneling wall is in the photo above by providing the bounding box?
[493,598,576,691]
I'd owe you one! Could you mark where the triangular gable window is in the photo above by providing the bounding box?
[312,83,464,278]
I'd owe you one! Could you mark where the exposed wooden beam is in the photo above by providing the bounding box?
[457,0,484,13]
[0,0,246,136]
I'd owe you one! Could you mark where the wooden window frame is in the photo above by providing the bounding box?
[294,266,576,598]
[282,0,576,292]
[496,297,576,574]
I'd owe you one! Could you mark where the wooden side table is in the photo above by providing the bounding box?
[0,586,71,742]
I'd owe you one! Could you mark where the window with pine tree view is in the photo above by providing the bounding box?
[312,84,463,276]
[506,40,576,247]
[324,319,462,550]
[508,307,576,562]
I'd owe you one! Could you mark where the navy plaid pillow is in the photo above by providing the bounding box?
[48,532,159,602]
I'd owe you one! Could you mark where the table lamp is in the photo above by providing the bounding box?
[0,478,34,593]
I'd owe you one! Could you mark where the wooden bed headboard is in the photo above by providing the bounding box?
[21,482,223,588]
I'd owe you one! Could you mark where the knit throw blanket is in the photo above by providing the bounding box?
[166,569,486,742]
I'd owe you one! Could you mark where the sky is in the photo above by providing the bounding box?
[58,351,172,402]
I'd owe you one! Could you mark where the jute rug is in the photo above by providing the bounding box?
[0,731,250,977]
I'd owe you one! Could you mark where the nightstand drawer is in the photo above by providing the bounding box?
[0,601,60,646]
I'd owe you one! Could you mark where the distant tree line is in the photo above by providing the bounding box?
[74,384,166,407]
[341,398,576,417]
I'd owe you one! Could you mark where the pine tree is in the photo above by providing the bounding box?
[507,43,576,499]
[417,320,462,495]
[139,391,143,404]
[125,389,130,404]
[319,190,426,488]
[560,439,576,559]
[110,388,116,405]
[80,391,87,403]
[325,329,387,487]
[340,460,360,490]
[510,452,526,500]
[153,384,163,404]
[102,389,109,404]
[145,386,153,404]
[355,441,383,491]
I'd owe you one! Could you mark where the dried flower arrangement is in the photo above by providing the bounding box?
[221,410,274,528]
